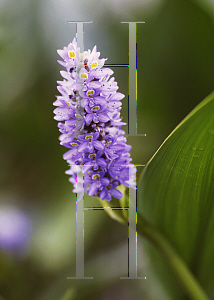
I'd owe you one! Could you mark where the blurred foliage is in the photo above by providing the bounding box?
[0,0,214,299]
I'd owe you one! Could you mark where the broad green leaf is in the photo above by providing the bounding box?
[138,91,214,299]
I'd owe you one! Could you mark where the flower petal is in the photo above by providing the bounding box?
[85,113,93,125]
[88,182,99,196]
[93,140,104,150]
[63,149,75,160]
[98,113,109,123]
[111,189,123,199]
[93,132,99,140]
[110,92,125,101]
[97,158,107,168]
[100,189,107,200]
[100,177,110,186]
[78,142,88,152]
[110,144,125,151]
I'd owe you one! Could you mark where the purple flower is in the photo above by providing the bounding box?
[54,38,136,201]
[85,103,109,124]
[77,132,104,152]
[0,205,32,254]
[86,171,110,196]
[100,181,123,201]
[83,151,107,170]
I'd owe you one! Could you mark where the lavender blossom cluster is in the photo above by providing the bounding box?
[54,38,136,201]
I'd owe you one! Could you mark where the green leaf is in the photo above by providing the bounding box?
[138,91,214,299]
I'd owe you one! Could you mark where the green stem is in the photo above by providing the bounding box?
[137,213,209,300]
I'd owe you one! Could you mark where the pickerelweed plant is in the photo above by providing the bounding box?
[54,38,136,201]
[53,38,213,300]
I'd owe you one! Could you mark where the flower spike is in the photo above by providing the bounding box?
[54,38,136,201]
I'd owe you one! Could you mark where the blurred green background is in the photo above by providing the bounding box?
[0,0,214,299]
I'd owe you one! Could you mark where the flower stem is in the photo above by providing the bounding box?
[137,213,209,300]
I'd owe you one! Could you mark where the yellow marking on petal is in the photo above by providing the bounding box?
[86,135,93,139]
[107,141,112,145]
[89,154,96,158]
[92,61,98,68]
[68,50,76,58]
[80,73,88,79]
[92,174,100,180]
[71,143,78,146]
[86,90,95,96]
[91,106,100,111]
[75,114,82,118]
